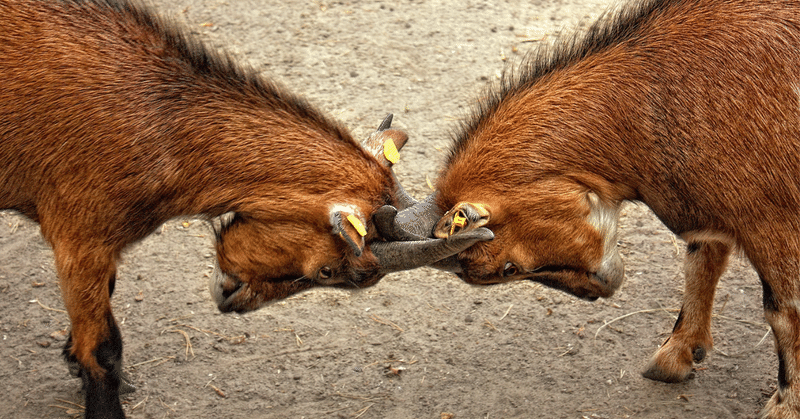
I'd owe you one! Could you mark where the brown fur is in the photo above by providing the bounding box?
[436,0,800,416]
[0,1,399,417]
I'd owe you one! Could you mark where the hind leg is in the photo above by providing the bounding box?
[760,269,800,418]
[643,240,731,382]
[54,241,126,419]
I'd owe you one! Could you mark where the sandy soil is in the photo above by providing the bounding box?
[0,0,777,418]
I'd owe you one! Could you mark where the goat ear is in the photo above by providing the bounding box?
[329,208,367,257]
[433,202,491,239]
[361,114,408,167]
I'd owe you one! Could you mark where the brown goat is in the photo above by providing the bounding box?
[379,0,800,417]
[0,1,491,417]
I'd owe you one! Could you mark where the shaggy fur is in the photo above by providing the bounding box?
[436,1,800,417]
[0,0,398,417]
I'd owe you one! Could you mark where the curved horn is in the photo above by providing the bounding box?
[374,192,443,241]
[372,227,494,274]
[373,192,480,273]
[373,205,424,241]
[390,172,419,211]
[429,255,463,273]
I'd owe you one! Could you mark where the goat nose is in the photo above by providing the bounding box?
[221,277,243,300]
[209,260,247,312]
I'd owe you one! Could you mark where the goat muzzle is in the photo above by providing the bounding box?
[210,260,248,313]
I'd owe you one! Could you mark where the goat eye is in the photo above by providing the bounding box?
[319,266,333,279]
[503,262,518,277]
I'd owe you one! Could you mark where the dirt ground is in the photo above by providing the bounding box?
[0,0,779,418]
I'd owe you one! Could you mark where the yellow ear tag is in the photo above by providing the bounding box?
[347,214,367,237]
[450,212,468,236]
[383,138,399,164]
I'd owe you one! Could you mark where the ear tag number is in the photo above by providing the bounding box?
[347,214,367,237]
[450,211,468,236]
[383,138,399,164]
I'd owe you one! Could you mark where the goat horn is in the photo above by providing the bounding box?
[373,192,473,273]
[429,254,463,273]
[372,227,494,275]
[373,205,424,241]
[376,113,393,131]
[388,171,419,211]
[374,192,442,241]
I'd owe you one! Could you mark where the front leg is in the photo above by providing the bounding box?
[63,273,135,395]
[643,240,731,382]
[77,316,126,419]
[54,242,126,419]
[64,331,136,395]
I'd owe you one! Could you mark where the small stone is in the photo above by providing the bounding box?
[50,329,69,341]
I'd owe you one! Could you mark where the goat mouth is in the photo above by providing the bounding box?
[459,258,623,301]
[336,274,384,290]
[221,276,244,300]
[209,263,249,313]
[525,267,615,301]
[209,265,328,313]
[214,278,249,313]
